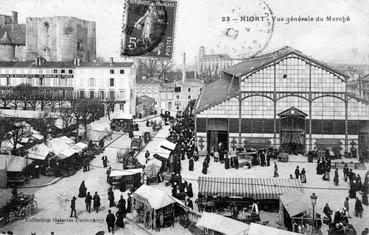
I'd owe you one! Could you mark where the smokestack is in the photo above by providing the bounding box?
[109,57,114,65]
[11,11,18,25]
[182,52,186,84]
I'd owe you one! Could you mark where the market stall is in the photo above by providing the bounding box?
[55,147,79,176]
[27,143,52,177]
[144,158,162,184]
[196,212,250,235]
[110,111,133,132]
[152,145,172,172]
[132,185,180,230]
[0,155,33,186]
[197,177,304,212]
[109,168,142,191]
[160,140,176,151]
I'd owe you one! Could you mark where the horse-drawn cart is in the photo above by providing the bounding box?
[0,192,38,227]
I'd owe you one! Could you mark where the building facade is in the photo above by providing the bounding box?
[0,58,136,115]
[197,46,234,77]
[194,47,369,156]
[160,78,203,115]
[135,78,161,111]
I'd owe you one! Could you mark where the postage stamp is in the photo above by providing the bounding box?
[121,0,177,59]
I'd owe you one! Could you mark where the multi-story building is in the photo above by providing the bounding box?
[0,11,26,61]
[160,78,203,115]
[194,46,369,156]
[197,46,234,77]
[347,74,369,101]
[0,11,96,62]
[0,57,136,115]
[74,58,136,114]
[135,78,161,111]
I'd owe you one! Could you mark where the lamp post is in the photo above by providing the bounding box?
[310,193,318,232]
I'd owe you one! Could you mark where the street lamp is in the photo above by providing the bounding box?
[310,193,318,231]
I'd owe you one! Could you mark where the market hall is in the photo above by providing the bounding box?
[194,46,369,156]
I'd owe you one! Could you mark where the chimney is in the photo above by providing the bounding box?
[11,11,18,25]
[182,52,186,84]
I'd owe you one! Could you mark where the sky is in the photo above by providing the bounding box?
[0,0,369,66]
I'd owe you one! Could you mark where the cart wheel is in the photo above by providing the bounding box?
[31,200,38,212]
[18,207,27,219]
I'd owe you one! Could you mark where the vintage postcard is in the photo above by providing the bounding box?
[0,0,368,235]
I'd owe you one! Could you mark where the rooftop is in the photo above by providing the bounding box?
[0,24,26,45]
[0,60,134,68]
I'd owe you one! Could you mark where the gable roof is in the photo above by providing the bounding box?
[195,46,350,114]
[196,212,249,235]
[137,95,155,105]
[0,24,26,45]
[278,107,307,117]
[0,31,12,44]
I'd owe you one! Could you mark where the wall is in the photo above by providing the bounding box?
[0,44,15,60]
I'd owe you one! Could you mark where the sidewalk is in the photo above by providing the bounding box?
[134,114,160,122]
[18,176,63,188]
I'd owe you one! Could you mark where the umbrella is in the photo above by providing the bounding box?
[145,158,162,178]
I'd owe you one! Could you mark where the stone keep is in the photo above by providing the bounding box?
[25,16,96,61]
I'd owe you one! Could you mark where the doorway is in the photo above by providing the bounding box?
[207,118,229,153]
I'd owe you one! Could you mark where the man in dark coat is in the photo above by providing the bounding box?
[117,195,126,215]
[102,155,108,168]
[126,194,132,213]
[187,198,194,210]
[260,151,266,167]
[106,167,112,183]
[106,210,116,233]
[70,196,77,218]
[266,152,271,166]
[295,166,300,179]
[224,155,230,169]
[189,158,194,171]
[85,192,92,213]
[323,203,333,223]
[234,156,239,169]
[116,210,125,228]
[108,188,115,207]
[187,183,193,198]
[93,192,101,213]
[355,197,364,218]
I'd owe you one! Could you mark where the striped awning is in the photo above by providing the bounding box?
[198,177,304,200]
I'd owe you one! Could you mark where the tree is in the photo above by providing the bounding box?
[31,113,56,143]
[9,122,29,153]
[13,83,38,110]
[73,99,104,137]
[0,118,13,149]
[59,108,76,135]
[137,58,174,80]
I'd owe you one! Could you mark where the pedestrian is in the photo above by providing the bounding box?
[108,188,115,207]
[295,166,300,179]
[106,167,112,183]
[117,195,126,215]
[93,192,101,213]
[189,158,194,171]
[266,152,271,166]
[224,155,230,169]
[363,190,369,206]
[126,194,132,213]
[343,163,349,182]
[260,151,266,167]
[78,181,87,198]
[362,228,369,235]
[102,155,108,168]
[70,196,77,218]
[355,197,364,218]
[334,168,339,186]
[234,156,239,169]
[145,150,150,159]
[300,168,306,183]
[274,162,279,177]
[106,209,116,234]
[344,197,351,218]
[323,203,333,223]
[187,183,193,198]
[115,210,125,228]
[187,198,194,210]
[85,192,92,213]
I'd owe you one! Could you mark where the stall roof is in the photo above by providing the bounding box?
[28,143,50,160]
[60,136,75,145]
[160,140,176,151]
[73,142,88,152]
[133,185,176,210]
[110,168,142,177]
[112,111,133,120]
[279,191,311,217]
[248,223,299,235]
[31,133,44,141]
[153,146,171,159]
[57,148,78,160]
[47,138,72,155]
[0,155,32,172]
[196,212,249,235]
[198,177,304,200]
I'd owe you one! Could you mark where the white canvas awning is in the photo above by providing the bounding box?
[73,142,88,152]
[133,185,176,210]
[112,111,133,120]
[279,191,311,217]
[248,223,299,235]
[28,143,50,161]
[153,146,171,159]
[196,212,250,235]
[57,148,78,160]
[0,155,33,172]
[110,168,142,177]
[160,140,176,151]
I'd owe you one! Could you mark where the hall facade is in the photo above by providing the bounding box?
[194,47,369,156]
